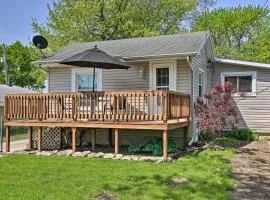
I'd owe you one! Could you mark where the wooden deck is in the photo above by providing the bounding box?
[4,90,190,160]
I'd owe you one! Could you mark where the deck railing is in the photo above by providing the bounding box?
[4,90,190,122]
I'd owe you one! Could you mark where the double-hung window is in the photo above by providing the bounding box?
[156,67,170,90]
[221,71,256,96]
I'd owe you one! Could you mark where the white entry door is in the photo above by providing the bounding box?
[149,61,177,115]
[150,61,177,91]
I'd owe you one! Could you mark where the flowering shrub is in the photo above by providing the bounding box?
[194,82,239,138]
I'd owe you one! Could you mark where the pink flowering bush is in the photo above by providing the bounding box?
[194,82,239,138]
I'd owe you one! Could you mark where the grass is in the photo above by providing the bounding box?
[0,149,235,200]
[2,127,28,141]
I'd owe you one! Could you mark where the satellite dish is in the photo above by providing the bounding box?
[32,35,48,49]
[32,35,48,58]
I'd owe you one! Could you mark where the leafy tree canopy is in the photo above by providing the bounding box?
[0,42,46,89]
[193,5,270,63]
[32,0,197,51]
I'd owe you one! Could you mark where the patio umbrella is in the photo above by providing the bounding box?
[60,45,129,91]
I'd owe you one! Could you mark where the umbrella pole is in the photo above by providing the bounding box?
[92,67,96,92]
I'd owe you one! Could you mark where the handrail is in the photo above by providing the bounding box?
[4,90,190,122]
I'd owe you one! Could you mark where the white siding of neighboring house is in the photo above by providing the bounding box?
[47,59,192,147]
[213,63,270,134]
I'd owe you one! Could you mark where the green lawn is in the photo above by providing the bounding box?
[0,149,235,200]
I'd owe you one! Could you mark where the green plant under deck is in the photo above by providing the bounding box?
[0,149,234,200]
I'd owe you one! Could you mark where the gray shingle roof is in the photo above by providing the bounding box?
[0,84,36,106]
[36,31,209,64]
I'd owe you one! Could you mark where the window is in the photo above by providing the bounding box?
[77,73,97,91]
[149,60,177,91]
[156,67,169,90]
[225,76,252,93]
[72,67,102,92]
[221,71,256,96]
[199,72,203,97]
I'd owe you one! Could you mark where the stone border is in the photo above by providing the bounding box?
[4,150,173,163]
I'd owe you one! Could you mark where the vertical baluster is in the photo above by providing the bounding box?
[90,93,92,119]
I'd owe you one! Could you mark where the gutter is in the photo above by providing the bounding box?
[32,52,197,66]
[186,56,198,146]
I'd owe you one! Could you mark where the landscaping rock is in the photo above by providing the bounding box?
[122,155,132,160]
[36,150,58,156]
[139,156,159,162]
[169,177,190,186]
[72,151,90,157]
[113,154,123,160]
[56,150,73,156]
[103,153,115,159]
[94,152,105,158]
[87,153,95,158]
[131,155,139,161]
[13,150,29,155]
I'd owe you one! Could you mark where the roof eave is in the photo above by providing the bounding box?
[33,52,198,66]
[215,57,270,69]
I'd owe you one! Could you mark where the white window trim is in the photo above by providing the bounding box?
[71,67,102,92]
[221,71,256,96]
[149,60,177,91]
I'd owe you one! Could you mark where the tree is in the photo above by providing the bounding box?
[194,82,239,138]
[32,0,197,51]
[0,42,46,89]
[181,0,216,29]
[192,6,269,63]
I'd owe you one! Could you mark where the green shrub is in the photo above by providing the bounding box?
[199,132,215,142]
[128,138,177,156]
[225,128,259,141]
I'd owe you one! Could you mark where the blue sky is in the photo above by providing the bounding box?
[0,0,268,45]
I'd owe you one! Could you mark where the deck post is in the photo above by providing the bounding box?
[108,128,113,147]
[5,126,10,152]
[162,130,168,160]
[72,127,77,153]
[183,126,188,148]
[114,128,119,154]
[28,127,33,149]
[37,127,42,152]
[92,129,96,150]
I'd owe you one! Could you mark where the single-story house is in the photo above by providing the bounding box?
[4,31,270,158]
[0,84,35,118]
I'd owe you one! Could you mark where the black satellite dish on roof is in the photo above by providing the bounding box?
[32,35,48,57]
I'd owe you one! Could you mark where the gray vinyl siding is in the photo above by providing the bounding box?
[48,67,72,92]
[213,63,270,133]
[102,62,149,90]
[190,45,210,137]
[177,60,191,94]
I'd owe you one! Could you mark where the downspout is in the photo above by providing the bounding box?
[186,56,198,146]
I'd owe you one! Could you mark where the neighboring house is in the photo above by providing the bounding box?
[214,58,270,134]
[0,84,35,118]
[3,31,270,157]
